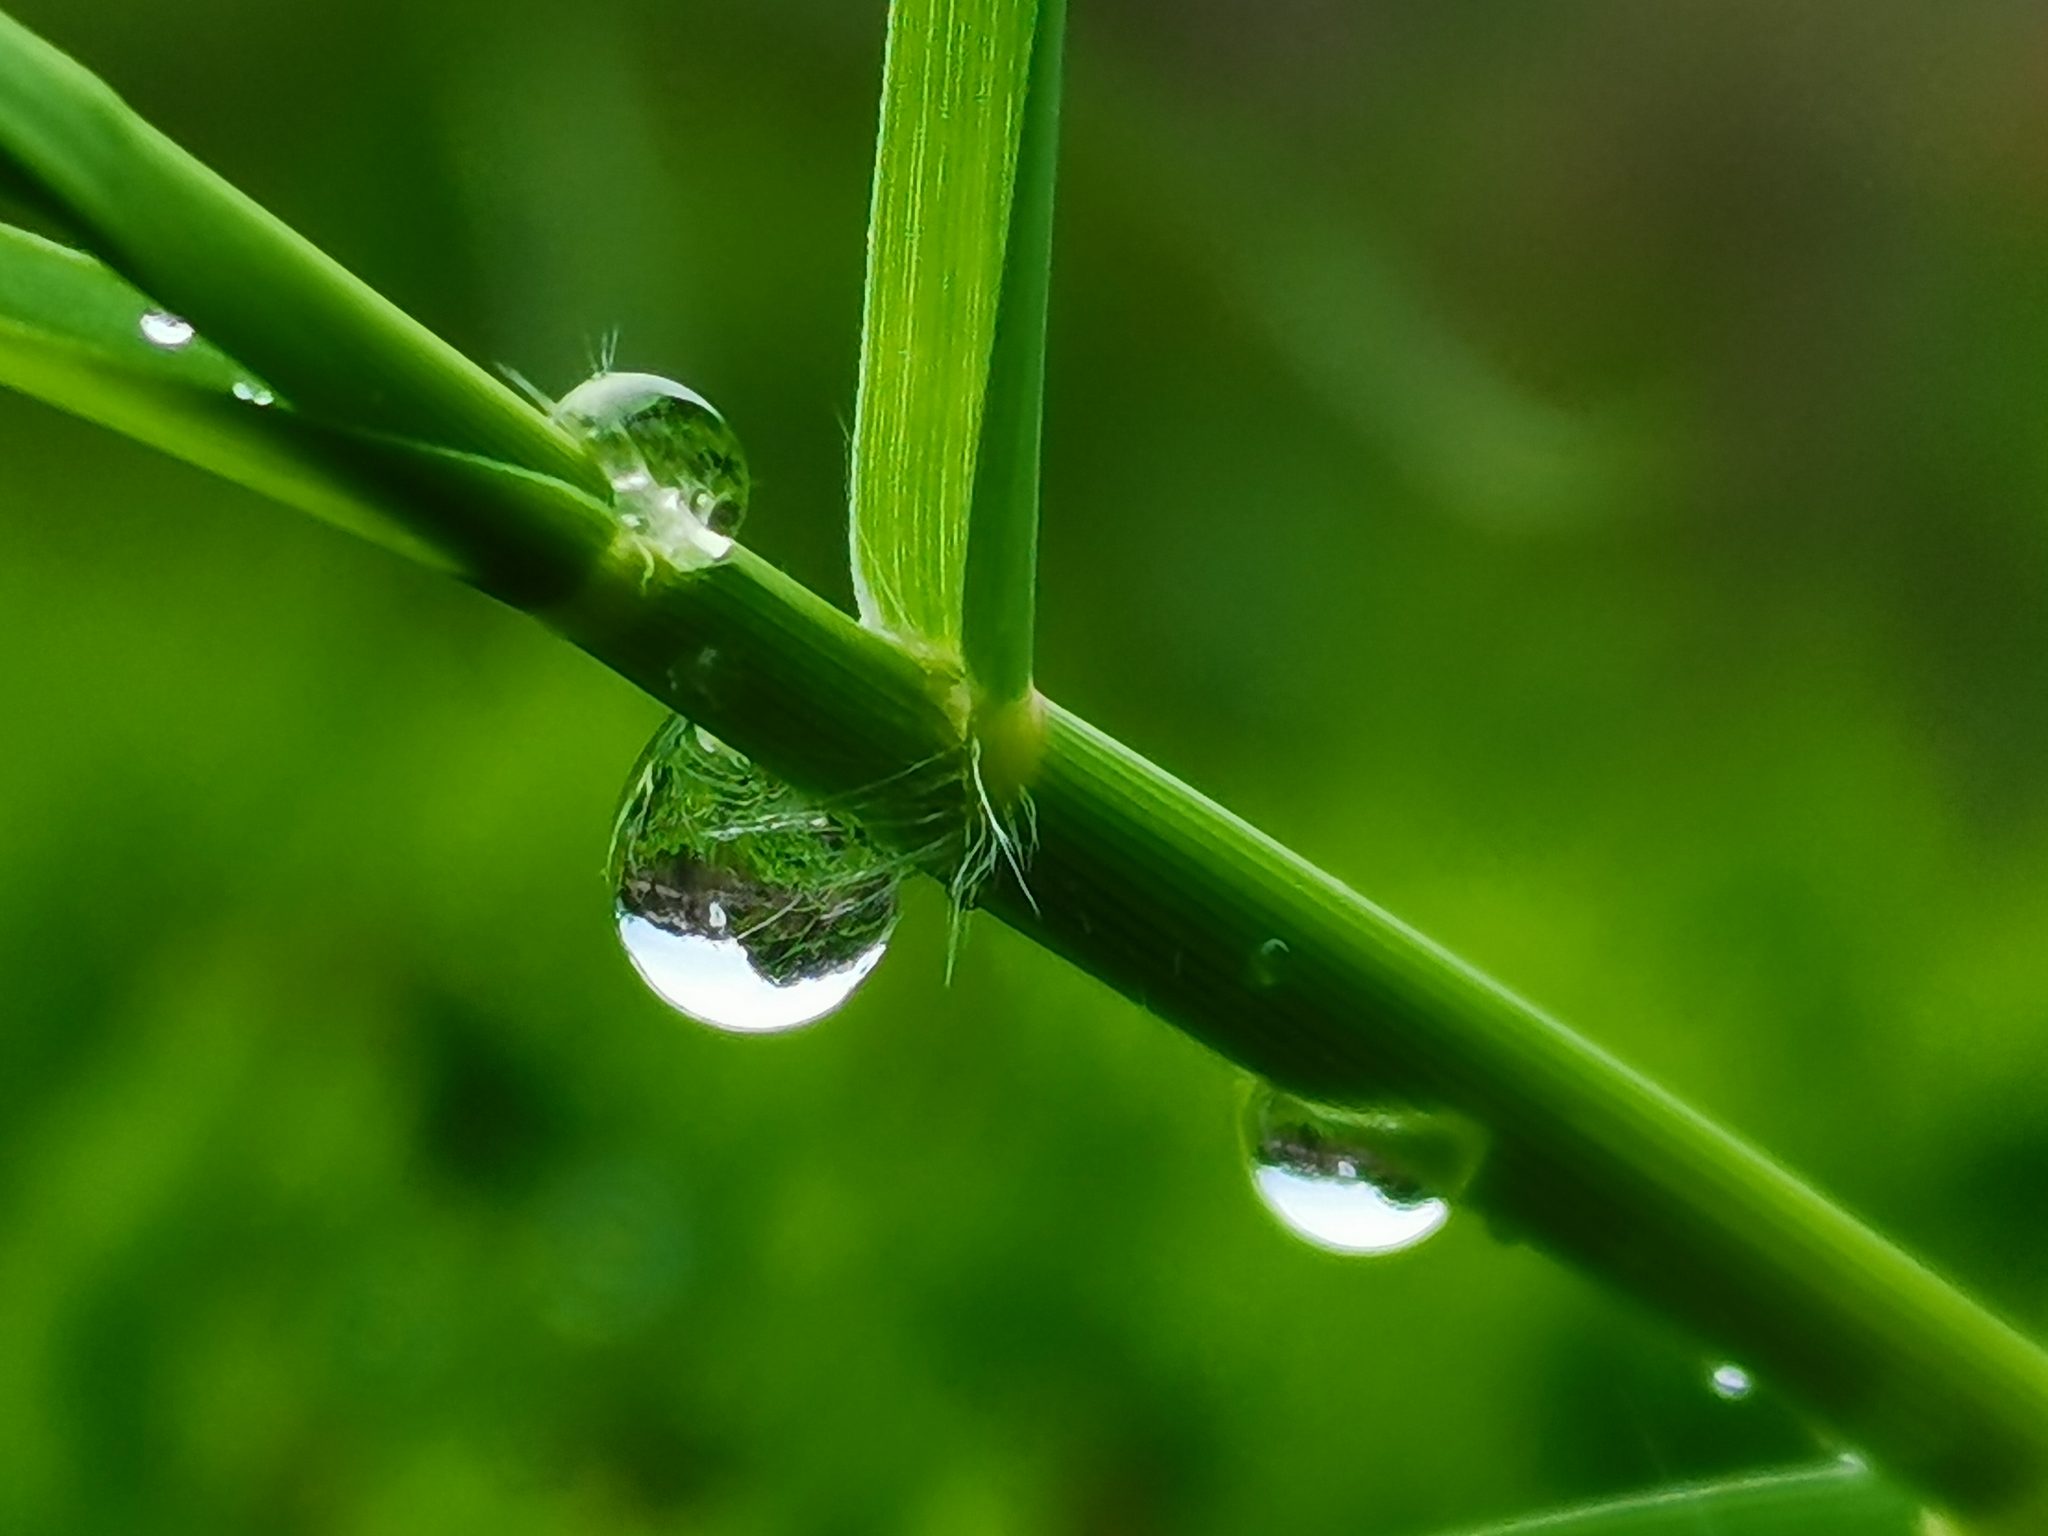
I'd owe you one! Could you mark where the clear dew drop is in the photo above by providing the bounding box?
[552,371,749,566]
[1709,1363,1754,1400]
[231,379,276,407]
[1244,1085,1476,1257]
[611,717,899,1034]
[139,310,195,350]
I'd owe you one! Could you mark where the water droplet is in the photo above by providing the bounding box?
[1251,1153,1446,1256]
[139,310,195,350]
[231,379,276,407]
[553,371,749,566]
[1709,1363,1753,1400]
[1250,937,1290,989]
[612,717,899,1033]
[1244,1086,1482,1256]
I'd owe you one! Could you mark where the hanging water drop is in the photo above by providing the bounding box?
[1244,1085,1482,1257]
[1709,1363,1754,1400]
[611,717,900,1033]
[139,310,195,350]
[553,371,750,566]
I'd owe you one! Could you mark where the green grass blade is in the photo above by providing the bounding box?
[1425,1463,1919,1535]
[0,149,67,231]
[850,0,1040,659]
[960,0,1063,711]
[0,10,601,496]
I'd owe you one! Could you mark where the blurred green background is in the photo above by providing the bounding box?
[3,1,2046,1531]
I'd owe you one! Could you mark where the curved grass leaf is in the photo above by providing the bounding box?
[0,10,600,496]
[0,221,614,602]
[0,221,445,567]
[1426,1463,1920,1536]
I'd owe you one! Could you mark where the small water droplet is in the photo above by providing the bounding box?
[612,717,899,1033]
[553,371,749,566]
[231,379,276,407]
[1245,1086,1479,1256]
[1250,937,1290,989]
[139,310,195,350]
[1709,1363,1753,1400]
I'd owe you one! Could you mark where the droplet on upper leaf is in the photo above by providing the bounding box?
[139,310,195,350]
[553,371,750,566]
[610,717,899,1033]
[1245,1085,1482,1257]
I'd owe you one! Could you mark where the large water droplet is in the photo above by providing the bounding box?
[611,717,899,1033]
[1245,1086,1481,1256]
[139,310,195,350]
[554,371,749,565]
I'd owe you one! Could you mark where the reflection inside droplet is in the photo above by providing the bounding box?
[618,914,888,1034]
[139,310,195,350]
[1251,1163,1449,1255]
[1245,1085,1478,1258]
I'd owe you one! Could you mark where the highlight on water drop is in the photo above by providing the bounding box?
[1243,1085,1482,1257]
[139,310,195,350]
[1709,1362,1754,1400]
[553,371,750,567]
[610,717,900,1034]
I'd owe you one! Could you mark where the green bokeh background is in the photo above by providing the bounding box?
[3,1,2046,1531]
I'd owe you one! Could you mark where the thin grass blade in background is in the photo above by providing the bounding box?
[1425,1462,1921,1536]
[1088,71,1654,533]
